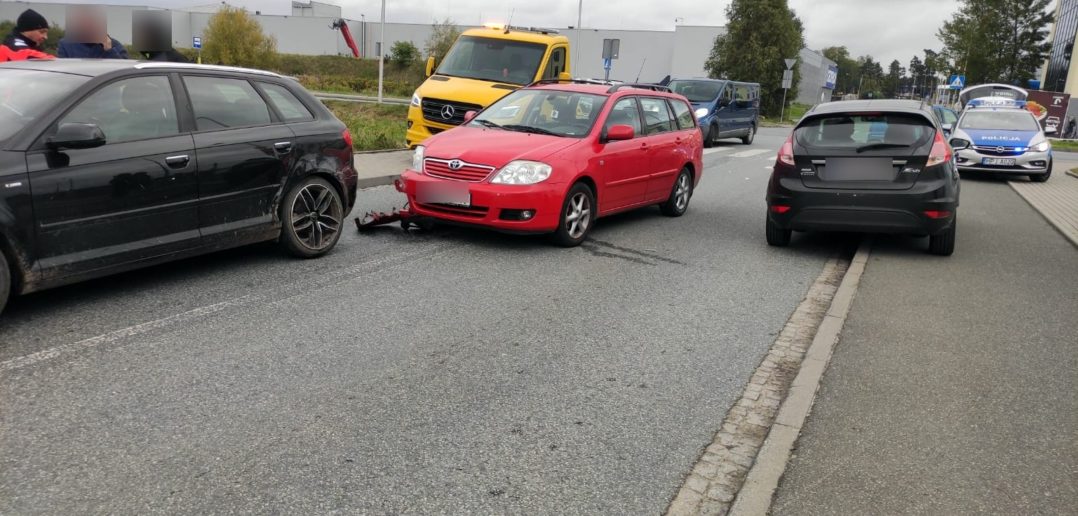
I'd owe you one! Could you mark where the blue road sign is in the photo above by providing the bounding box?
[193,36,202,49]
[603,58,612,71]
[948,75,966,90]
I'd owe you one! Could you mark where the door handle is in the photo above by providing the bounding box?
[164,155,189,168]
[274,141,293,154]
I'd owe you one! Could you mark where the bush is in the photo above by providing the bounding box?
[389,41,419,68]
[425,19,460,61]
[202,6,278,69]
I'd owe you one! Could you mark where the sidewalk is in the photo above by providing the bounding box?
[767,177,1078,514]
[1008,158,1078,247]
[354,149,410,189]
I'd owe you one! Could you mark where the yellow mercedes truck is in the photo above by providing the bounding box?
[406,25,571,148]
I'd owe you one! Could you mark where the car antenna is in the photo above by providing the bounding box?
[635,58,647,83]
[505,9,514,33]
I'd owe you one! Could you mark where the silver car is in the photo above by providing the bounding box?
[949,107,1052,182]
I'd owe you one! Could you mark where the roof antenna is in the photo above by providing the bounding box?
[635,58,647,83]
[505,9,514,33]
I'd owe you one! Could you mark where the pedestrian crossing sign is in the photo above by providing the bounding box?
[948,75,966,90]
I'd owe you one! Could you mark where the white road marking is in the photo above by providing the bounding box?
[729,149,773,158]
[703,147,735,155]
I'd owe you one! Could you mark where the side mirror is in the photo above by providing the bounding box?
[425,56,435,77]
[717,98,730,108]
[942,123,953,133]
[605,124,635,142]
[558,71,572,81]
[463,110,477,123]
[949,137,971,150]
[48,123,106,150]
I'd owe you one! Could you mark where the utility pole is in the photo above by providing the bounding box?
[577,0,582,28]
[377,0,385,103]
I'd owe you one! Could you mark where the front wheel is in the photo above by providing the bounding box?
[742,124,756,145]
[551,183,595,247]
[704,123,718,148]
[1029,160,1051,182]
[280,176,345,258]
[660,168,693,217]
[0,251,10,316]
[928,218,956,256]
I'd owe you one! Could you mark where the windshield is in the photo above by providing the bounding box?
[668,80,725,103]
[470,89,607,138]
[795,113,934,149]
[436,36,547,85]
[0,69,90,142]
[959,110,1040,131]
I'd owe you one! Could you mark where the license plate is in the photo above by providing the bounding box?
[982,157,1016,166]
[417,182,471,207]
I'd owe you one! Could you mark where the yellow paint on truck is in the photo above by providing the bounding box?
[406,26,571,148]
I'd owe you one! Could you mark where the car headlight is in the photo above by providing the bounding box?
[490,160,552,185]
[411,93,421,107]
[694,107,709,118]
[412,145,425,171]
[1032,141,1050,152]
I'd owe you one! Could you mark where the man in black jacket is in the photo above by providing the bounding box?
[3,9,50,53]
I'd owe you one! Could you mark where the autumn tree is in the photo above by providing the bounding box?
[202,6,278,70]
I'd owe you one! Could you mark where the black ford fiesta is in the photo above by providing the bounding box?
[766,99,960,256]
[0,60,357,315]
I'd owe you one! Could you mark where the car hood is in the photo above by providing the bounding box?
[955,129,1041,147]
[415,75,520,109]
[424,126,581,168]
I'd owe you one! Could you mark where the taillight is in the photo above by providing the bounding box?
[926,130,951,167]
[770,205,792,214]
[342,129,354,149]
[923,210,952,219]
[777,134,794,166]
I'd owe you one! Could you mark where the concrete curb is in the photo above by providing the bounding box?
[729,239,872,516]
[354,148,410,155]
[356,174,400,190]
[1066,169,1078,179]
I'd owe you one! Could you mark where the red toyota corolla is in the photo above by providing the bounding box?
[400,81,704,246]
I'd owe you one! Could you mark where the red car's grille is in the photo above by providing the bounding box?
[417,203,489,218]
[424,158,495,182]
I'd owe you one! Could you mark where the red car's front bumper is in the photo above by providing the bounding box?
[401,170,567,233]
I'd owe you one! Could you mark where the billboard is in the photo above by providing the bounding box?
[1026,90,1070,135]
[824,65,838,90]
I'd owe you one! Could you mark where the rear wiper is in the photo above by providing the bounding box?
[503,124,560,136]
[855,143,910,153]
[473,119,502,129]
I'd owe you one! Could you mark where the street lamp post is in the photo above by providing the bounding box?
[377,0,385,103]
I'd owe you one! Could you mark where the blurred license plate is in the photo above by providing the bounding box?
[417,182,471,207]
[982,157,1016,166]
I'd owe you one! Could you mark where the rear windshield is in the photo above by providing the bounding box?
[959,110,1040,131]
[0,69,90,142]
[795,113,934,149]
[668,80,725,103]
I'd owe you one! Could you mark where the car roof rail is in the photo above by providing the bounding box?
[528,77,619,88]
[606,83,672,93]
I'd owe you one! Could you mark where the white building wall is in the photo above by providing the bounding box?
[671,25,724,79]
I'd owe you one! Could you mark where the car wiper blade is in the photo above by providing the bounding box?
[503,124,560,136]
[473,119,502,129]
[855,143,910,153]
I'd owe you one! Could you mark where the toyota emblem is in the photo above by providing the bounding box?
[996,146,1005,153]
[441,105,456,120]
[448,159,464,170]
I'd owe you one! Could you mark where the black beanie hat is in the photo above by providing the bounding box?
[16,9,49,32]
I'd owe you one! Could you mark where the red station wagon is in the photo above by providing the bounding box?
[400,80,704,246]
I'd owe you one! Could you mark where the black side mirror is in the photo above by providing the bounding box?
[949,137,971,150]
[48,123,106,150]
[718,98,730,108]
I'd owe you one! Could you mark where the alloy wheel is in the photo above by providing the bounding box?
[674,173,691,211]
[291,183,342,251]
[564,192,592,239]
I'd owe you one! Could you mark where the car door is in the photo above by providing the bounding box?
[592,96,649,212]
[25,74,200,278]
[181,74,295,246]
[638,96,681,202]
[715,84,737,137]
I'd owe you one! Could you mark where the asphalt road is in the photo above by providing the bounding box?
[772,172,1078,513]
[1,128,850,513]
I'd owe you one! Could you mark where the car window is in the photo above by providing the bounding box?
[0,69,89,142]
[260,82,314,122]
[942,109,958,126]
[603,97,642,137]
[958,110,1038,131]
[639,97,675,134]
[544,47,566,80]
[795,114,934,149]
[59,75,179,144]
[669,99,695,130]
[183,76,272,131]
[668,80,724,103]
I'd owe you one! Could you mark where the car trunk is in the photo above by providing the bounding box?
[794,112,937,191]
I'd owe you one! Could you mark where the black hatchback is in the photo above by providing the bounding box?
[0,60,357,315]
[766,100,960,255]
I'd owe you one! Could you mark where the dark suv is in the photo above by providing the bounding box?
[766,100,960,255]
[0,60,357,315]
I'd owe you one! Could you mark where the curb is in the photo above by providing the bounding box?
[357,174,400,190]
[1066,169,1078,179]
[354,148,410,155]
[729,239,871,515]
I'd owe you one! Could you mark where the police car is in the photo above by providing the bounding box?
[949,97,1052,182]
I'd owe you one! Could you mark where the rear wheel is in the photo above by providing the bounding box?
[660,168,693,217]
[280,176,344,258]
[929,219,956,256]
[0,251,10,316]
[1029,160,1051,182]
[742,124,756,145]
[551,182,595,247]
[766,215,792,247]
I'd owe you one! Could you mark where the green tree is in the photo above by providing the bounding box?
[389,40,419,68]
[909,55,926,97]
[884,59,905,98]
[937,0,1052,84]
[822,45,859,95]
[424,19,461,61]
[202,6,278,69]
[705,0,805,116]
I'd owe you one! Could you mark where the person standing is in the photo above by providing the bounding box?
[57,6,128,59]
[0,9,53,61]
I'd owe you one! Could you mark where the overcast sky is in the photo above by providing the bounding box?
[35,0,964,66]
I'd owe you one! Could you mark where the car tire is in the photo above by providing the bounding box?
[766,215,792,247]
[660,168,693,217]
[1029,160,1051,182]
[551,182,595,247]
[704,123,718,148]
[742,124,756,145]
[0,251,10,316]
[929,218,956,256]
[279,176,345,258]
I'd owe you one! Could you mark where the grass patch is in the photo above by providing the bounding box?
[323,100,409,151]
[1050,139,1078,152]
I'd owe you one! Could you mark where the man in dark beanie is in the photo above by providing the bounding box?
[0,9,53,62]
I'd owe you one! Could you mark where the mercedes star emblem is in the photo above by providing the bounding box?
[441,105,455,120]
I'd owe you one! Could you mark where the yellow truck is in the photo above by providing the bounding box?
[407,25,571,148]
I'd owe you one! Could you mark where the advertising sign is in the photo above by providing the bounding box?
[824,65,838,89]
[1026,90,1070,134]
